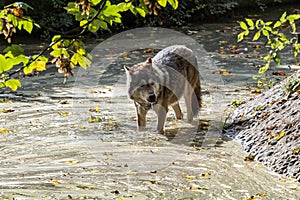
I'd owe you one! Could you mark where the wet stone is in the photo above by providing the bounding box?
[226,71,300,182]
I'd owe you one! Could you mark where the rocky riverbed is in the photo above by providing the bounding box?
[226,71,300,182]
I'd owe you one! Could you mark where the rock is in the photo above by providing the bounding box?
[226,71,300,182]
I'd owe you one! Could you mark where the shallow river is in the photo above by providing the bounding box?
[1,24,300,199]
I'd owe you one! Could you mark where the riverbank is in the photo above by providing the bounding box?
[226,71,300,182]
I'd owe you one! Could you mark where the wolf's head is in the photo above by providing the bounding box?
[124,58,160,109]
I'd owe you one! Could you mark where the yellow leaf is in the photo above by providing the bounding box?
[256,193,267,197]
[200,173,211,178]
[275,131,286,140]
[65,160,79,164]
[52,179,59,184]
[292,147,300,154]
[0,128,13,134]
[58,111,69,116]
[2,109,15,113]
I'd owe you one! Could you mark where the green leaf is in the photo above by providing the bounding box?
[273,53,281,65]
[237,32,245,42]
[5,79,21,91]
[4,44,24,56]
[50,48,70,58]
[7,14,18,27]
[90,0,102,5]
[287,14,300,21]
[80,19,88,27]
[23,20,33,33]
[265,21,273,26]
[262,29,269,38]
[71,53,91,69]
[103,5,121,17]
[0,54,6,73]
[52,35,61,43]
[245,18,254,27]
[253,31,261,41]
[5,55,29,71]
[157,0,167,7]
[167,0,178,9]
[280,12,287,22]
[136,7,146,17]
[117,2,132,11]
[259,62,270,74]
[273,21,282,28]
[88,19,101,32]
[98,20,108,30]
[239,21,248,30]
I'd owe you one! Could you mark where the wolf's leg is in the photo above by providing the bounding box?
[184,85,193,123]
[172,103,183,120]
[153,103,168,133]
[136,105,148,131]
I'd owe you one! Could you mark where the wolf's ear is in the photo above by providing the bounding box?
[146,57,152,63]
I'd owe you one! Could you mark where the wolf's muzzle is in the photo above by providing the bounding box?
[147,93,157,103]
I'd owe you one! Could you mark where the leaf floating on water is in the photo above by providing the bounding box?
[88,107,100,113]
[88,116,102,123]
[189,184,207,191]
[200,173,211,178]
[58,111,69,116]
[76,184,92,190]
[181,173,196,180]
[58,100,69,104]
[65,160,79,164]
[0,128,13,134]
[256,193,267,197]
[51,179,59,184]
[2,109,15,113]
[250,89,261,94]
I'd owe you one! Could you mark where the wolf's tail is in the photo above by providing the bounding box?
[192,79,201,116]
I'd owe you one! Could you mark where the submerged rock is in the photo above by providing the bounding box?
[226,71,300,182]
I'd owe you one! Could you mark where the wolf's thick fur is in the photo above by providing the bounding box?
[124,45,201,132]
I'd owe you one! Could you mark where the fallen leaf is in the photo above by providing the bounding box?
[58,111,69,116]
[256,193,267,197]
[144,48,153,53]
[292,147,300,154]
[51,179,59,184]
[65,160,79,164]
[2,109,15,113]
[275,131,286,140]
[272,71,285,76]
[250,89,261,94]
[89,107,100,113]
[252,45,261,49]
[58,100,69,104]
[0,128,13,134]
[229,45,238,50]
[200,173,211,178]
[244,154,255,162]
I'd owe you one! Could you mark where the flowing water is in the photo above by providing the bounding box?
[0,25,300,200]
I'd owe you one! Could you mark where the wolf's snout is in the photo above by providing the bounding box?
[147,93,157,103]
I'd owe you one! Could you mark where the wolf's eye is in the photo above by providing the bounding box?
[149,82,154,86]
[140,84,146,88]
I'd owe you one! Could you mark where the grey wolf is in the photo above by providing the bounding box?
[124,45,201,133]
